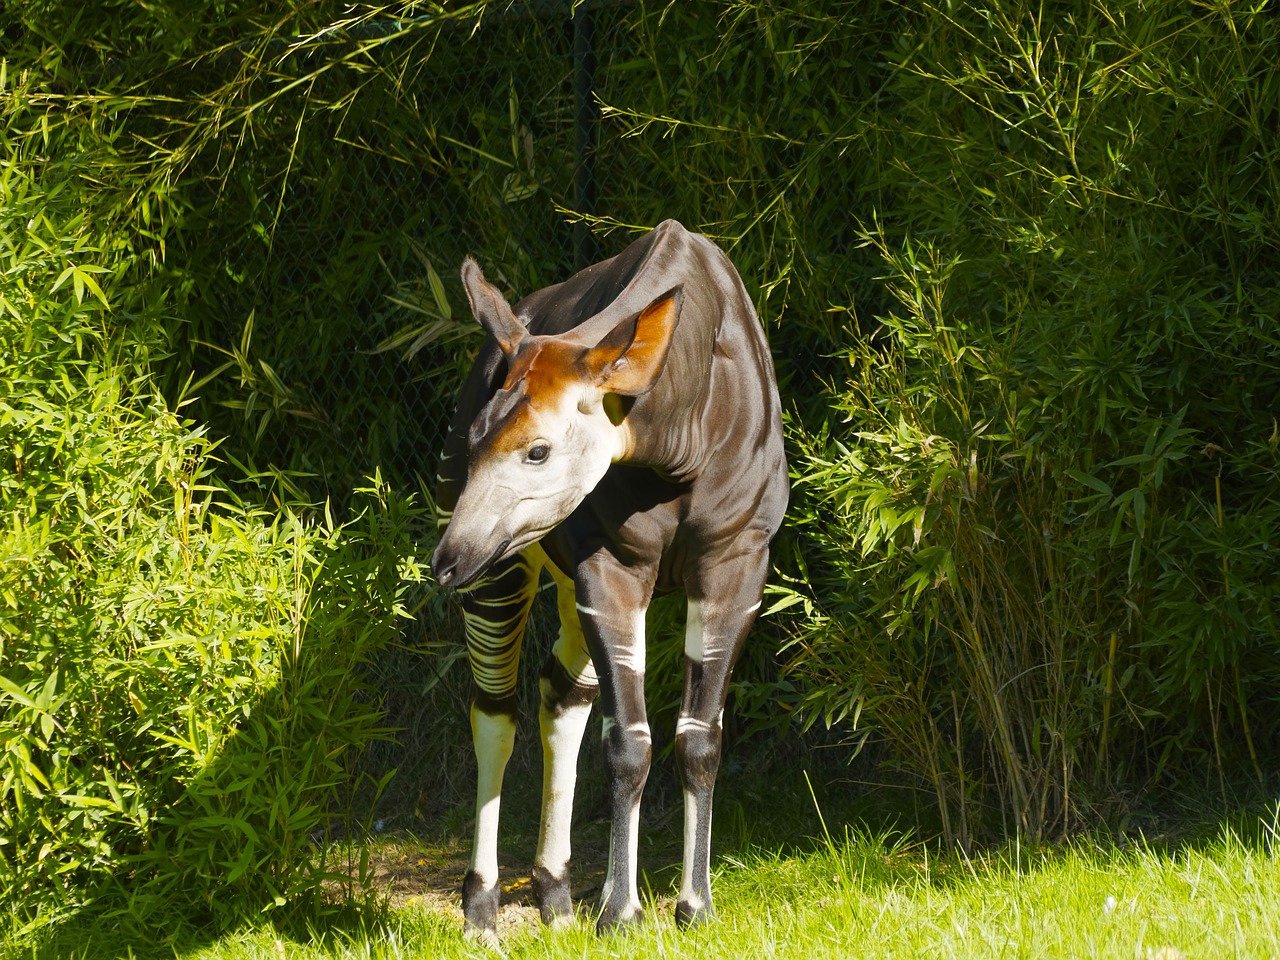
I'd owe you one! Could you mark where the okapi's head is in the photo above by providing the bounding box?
[432,258,682,589]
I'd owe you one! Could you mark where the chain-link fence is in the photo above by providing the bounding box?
[17,0,1279,837]
[178,1,877,509]
[160,0,889,805]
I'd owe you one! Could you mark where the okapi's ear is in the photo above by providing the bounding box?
[580,286,683,396]
[461,256,526,357]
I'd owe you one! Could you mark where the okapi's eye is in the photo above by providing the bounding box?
[526,442,550,464]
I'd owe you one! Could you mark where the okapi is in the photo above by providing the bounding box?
[431,219,788,939]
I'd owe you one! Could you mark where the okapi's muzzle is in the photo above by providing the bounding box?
[431,530,511,591]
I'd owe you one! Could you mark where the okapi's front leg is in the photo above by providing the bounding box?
[531,562,599,924]
[675,539,771,928]
[459,552,540,942]
[574,557,654,932]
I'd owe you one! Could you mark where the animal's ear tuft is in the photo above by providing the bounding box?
[580,287,683,396]
[461,256,526,357]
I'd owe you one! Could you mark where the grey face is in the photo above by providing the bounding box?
[431,258,681,591]
[432,361,627,590]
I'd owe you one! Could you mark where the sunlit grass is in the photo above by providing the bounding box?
[22,808,1279,960]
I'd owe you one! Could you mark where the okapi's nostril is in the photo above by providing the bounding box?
[431,543,457,588]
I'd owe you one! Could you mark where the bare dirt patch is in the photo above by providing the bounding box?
[361,832,616,936]
[357,807,700,937]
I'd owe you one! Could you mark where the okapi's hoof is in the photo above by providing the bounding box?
[531,865,575,926]
[595,900,643,934]
[462,870,501,944]
[674,899,714,929]
[462,925,503,953]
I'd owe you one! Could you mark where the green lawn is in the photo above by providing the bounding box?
[17,805,1279,960]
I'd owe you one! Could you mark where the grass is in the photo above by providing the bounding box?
[15,785,1279,960]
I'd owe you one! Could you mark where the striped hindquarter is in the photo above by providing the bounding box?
[460,553,540,716]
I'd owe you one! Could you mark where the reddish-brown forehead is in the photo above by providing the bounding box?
[474,339,582,456]
[501,338,582,399]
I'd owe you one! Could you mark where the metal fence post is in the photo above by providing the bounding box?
[572,1,600,271]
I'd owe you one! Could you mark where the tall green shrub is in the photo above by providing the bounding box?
[779,1,1280,841]
[0,66,425,933]
[9,0,1278,872]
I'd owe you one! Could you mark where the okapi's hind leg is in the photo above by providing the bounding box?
[530,552,600,924]
[459,550,540,942]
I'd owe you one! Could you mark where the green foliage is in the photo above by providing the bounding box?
[0,68,426,931]
[442,0,1280,837]
[6,2,1280,941]
[775,2,1280,840]
[20,805,1280,958]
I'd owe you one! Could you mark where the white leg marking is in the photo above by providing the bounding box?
[679,788,710,911]
[601,797,643,914]
[685,600,730,665]
[609,608,646,675]
[623,795,642,911]
[676,716,712,736]
[684,598,704,663]
[599,848,615,909]
[537,698,592,877]
[574,602,645,673]
[469,708,516,887]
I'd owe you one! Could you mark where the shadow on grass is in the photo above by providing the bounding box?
[19,897,395,960]
[19,755,1275,959]
[639,759,1280,907]
[348,741,939,930]
[344,710,1280,928]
